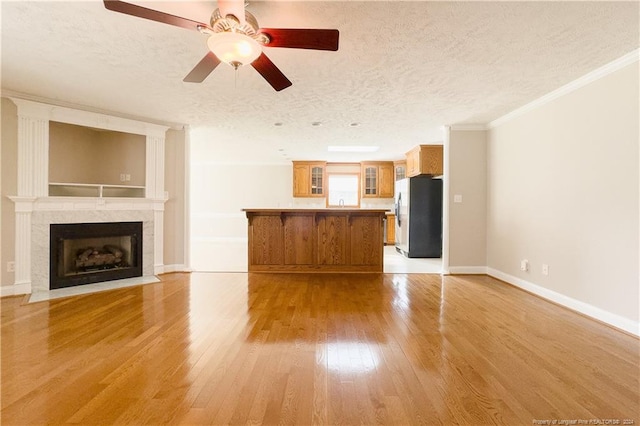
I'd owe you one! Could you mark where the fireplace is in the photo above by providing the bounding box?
[50,222,143,290]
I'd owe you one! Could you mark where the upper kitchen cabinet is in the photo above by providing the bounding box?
[292,161,327,197]
[394,160,407,181]
[405,145,443,177]
[361,161,394,198]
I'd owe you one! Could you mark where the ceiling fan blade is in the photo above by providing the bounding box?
[183,52,222,83]
[259,29,339,51]
[103,0,209,31]
[251,53,292,92]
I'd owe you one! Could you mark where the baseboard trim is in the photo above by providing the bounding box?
[0,282,32,297]
[448,266,488,274]
[158,264,191,274]
[487,268,639,337]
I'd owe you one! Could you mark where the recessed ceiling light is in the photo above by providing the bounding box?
[327,145,379,153]
[349,122,360,127]
[311,121,322,127]
[274,122,283,127]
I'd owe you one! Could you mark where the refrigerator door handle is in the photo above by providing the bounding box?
[396,193,402,227]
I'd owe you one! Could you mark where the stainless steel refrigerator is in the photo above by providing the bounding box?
[394,176,443,258]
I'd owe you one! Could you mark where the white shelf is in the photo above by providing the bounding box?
[48,183,145,198]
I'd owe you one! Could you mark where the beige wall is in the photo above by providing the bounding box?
[448,130,487,269]
[164,128,187,268]
[99,130,146,186]
[1,99,18,287]
[49,122,145,186]
[487,61,639,323]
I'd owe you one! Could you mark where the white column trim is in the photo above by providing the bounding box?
[154,209,165,275]
[146,135,166,199]
[14,211,32,291]
[14,102,50,197]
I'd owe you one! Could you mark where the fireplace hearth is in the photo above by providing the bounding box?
[50,222,143,289]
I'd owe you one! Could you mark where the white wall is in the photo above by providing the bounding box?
[189,135,396,272]
[189,129,294,271]
[190,162,293,272]
[486,58,639,332]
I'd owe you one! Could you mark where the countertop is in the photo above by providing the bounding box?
[242,208,390,214]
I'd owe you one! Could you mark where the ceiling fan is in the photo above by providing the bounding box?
[103,0,339,91]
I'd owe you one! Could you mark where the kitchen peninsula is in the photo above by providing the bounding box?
[243,209,389,272]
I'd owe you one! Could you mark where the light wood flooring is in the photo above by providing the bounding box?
[1,272,638,425]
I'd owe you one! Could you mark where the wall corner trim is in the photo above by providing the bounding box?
[488,49,640,129]
[487,268,639,337]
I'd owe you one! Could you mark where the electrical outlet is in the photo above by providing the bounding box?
[520,259,529,272]
[542,264,549,276]
[7,261,15,273]
[125,174,131,181]
[120,173,126,182]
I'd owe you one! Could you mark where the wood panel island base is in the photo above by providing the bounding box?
[243,209,389,273]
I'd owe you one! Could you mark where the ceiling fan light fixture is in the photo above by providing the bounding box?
[207,32,262,68]
[102,0,339,91]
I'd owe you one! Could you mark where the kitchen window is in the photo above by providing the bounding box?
[327,174,359,207]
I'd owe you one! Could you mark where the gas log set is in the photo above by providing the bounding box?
[75,245,128,271]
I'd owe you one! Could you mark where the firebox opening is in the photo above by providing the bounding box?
[50,222,143,290]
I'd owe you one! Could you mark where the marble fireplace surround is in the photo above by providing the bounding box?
[30,204,155,294]
[7,98,169,297]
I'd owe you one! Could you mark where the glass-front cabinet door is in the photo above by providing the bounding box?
[311,166,324,195]
[395,163,406,181]
[292,161,326,197]
[363,166,378,196]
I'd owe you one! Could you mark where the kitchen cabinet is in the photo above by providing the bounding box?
[317,214,348,265]
[292,161,326,197]
[385,213,396,245]
[361,161,394,198]
[405,145,443,177]
[394,160,406,181]
[243,209,387,272]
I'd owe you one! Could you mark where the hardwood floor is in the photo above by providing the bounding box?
[1,273,638,425]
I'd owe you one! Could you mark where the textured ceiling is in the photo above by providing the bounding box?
[2,1,638,163]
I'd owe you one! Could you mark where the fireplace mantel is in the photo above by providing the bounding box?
[9,196,166,212]
[5,98,170,296]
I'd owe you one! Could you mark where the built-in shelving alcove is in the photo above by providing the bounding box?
[8,97,170,295]
[48,121,146,198]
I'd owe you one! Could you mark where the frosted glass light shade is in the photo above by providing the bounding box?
[207,32,262,67]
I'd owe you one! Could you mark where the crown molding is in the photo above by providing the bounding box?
[449,124,488,131]
[2,90,185,130]
[488,49,640,129]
